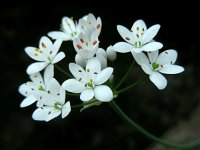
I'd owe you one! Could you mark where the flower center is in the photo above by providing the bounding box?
[54,102,62,110]
[86,79,95,89]
[38,85,45,91]
[134,41,142,48]
[152,63,160,70]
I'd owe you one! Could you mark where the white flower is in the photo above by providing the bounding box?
[48,17,81,41]
[106,45,117,61]
[32,78,71,122]
[73,31,99,59]
[132,50,184,89]
[25,36,65,74]
[62,58,113,102]
[79,13,102,38]
[18,65,54,107]
[113,19,163,53]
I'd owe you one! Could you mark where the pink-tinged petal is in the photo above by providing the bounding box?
[48,31,71,41]
[149,72,167,90]
[113,42,134,53]
[142,42,163,52]
[157,49,178,65]
[62,79,86,93]
[26,62,48,75]
[159,65,184,74]
[94,85,113,102]
[80,89,94,101]
[142,24,160,44]
[52,52,65,64]
[94,67,113,85]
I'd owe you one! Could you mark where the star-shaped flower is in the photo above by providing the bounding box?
[25,36,65,74]
[132,50,184,89]
[62,58,113,102]
[113,19,163,53]
[18,65,54,107]
[32,78,71,122]
[79,13,102,38]
[48,17,81,41]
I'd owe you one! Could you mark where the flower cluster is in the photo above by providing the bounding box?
[19,13,184,122]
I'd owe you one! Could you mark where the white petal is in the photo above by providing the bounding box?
[75,54,87,67]
[62,79,86,93]
[147,50,159,63]
[69,63,87,82]
[20,95,37,107]
[62,17,75,33]
[51,40,62,57]
[96,48,107,59]
[157,49,178,65]
[142,24,160,44]
[46,110,61,122]
[159,65,184,74]
[48,31,71,41]
[25,47,46,61]
[117,25,135,44]
[106,45,117,61]
[80,89,94,101]
[131,51,149,65]
[30,72,43,85]
[96,17,102,34]
[18,82,39,96]
[94,67,113,85]
[142,42,163,52]
[52,52,65,64]
[26,62,48,75]
[39,36,52,50]
[46,78,61,96]
[149,72,167,90]
[86,58,101,74]
[94,85,113,102]
[113,42,134,53]
[62,101,71,118]
[32,107,51,121]
[141,64,153,75]
[131,19,147,32]
[96,54,107,69]
[90,31,99,45]
[44,65,54,86]
[132,47,143,53]
[59,87,66,105]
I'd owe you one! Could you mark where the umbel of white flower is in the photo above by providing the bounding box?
[62,58,113,102]
[132,50,184,89]
[25,36,65,75]
[32,78,71,122]
[48,13,102,41]
[113,19,163,53]
[18,65,54,107]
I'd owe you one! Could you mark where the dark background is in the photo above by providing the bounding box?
[1,2,200,150]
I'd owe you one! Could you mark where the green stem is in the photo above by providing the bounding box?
[114,61,135,90]
[109,100,200,149]
[66,92,80,96]
[71,99,98,109]
[115,76,146,94]
[55,64,72,78]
